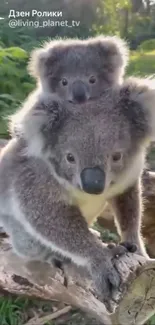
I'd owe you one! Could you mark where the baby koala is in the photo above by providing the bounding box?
[28,35,128,103]
[0,77,155,307]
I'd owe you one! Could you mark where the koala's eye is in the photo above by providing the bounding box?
[112,152,122,163]
[89,76,96,84]
[66,153,76,164]
[61,78,68,86]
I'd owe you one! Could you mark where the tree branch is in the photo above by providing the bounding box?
[0,238,155,325]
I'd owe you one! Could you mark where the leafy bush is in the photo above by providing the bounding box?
[127,50,155,77]
[0,46,35,137]
[138,39,155,52]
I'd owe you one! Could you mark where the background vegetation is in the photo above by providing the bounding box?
[0,0,155,324]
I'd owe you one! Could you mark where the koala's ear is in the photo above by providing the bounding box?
[28,47,48,79]
[9,93,66,154]
[94,36,129,81]
[118,77,155,139]
[28,41,59,80]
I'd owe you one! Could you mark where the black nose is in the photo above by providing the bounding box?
[72,81,88,103]
[81,166,105,195]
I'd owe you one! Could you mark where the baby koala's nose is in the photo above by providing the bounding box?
[81,166,105,195]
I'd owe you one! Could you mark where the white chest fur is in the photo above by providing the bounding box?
[68,189,107,225]
[67,149,145,225]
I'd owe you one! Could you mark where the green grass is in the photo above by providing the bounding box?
[0,297,102,325]
[127,50,155,77]
[0,297,30,325]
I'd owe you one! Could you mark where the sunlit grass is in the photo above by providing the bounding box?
[127,50,155,77]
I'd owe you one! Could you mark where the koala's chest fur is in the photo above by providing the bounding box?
[65,148,147,225]
[68,188,107,225]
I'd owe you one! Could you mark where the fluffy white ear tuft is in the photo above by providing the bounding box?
[94,35,129,82]
[28,40,61,80]
[120,76,155,139]
[28,47,49,79]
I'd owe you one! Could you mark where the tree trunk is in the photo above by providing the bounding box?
[121,8,129,39]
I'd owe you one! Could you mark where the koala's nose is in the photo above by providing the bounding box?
[72,81,88,103]
[81,166,105,195]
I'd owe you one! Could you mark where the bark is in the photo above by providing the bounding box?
[0,238,155,325]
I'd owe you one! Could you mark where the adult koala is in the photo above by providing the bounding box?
[0,77,155,308]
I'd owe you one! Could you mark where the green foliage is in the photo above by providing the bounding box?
[93,0,131,36]
[93,222,119,243]
[0,19,42,49]
[0,46,35,137]
[0,297,30,325]
[138,39,155,52]
[127,16,153,43]
[127,50,155,76]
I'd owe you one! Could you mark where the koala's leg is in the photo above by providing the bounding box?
[6,216,70,286]
[10,220,53,261]
[3,215,65,268]
[109,179,148,257]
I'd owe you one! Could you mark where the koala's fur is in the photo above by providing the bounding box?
[1,77,155,305]
[27,36,128,103]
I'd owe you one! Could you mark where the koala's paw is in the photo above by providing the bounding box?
[52,258,69,287]
[89,228,101,239]
[119,241,137,253]
[92,243,130,312]
[121,241,150,260]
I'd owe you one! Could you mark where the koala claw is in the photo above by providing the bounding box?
[93,242,135,311]
[108,242,129,257]
[120,241,137,253]
[52,258,68,287]
[91,245,123,311]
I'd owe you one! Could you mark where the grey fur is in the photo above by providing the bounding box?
[27,36,129,102]
[1,77,155,307]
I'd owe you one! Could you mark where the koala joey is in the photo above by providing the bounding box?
[28,35,128,103]
[1,77,155,307]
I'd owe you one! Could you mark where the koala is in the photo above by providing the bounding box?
[1,77,155,306]
[12,35,129,244]
[28,35,128,103]
[0,82,141,309]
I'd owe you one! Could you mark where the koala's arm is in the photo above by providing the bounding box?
[12,190,126,306]
[109,179,148,257]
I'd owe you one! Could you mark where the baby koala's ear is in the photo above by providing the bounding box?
[28,40,59,80]
[94,35,129,81]
[118,76,155,140]
[28,47,49,80]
